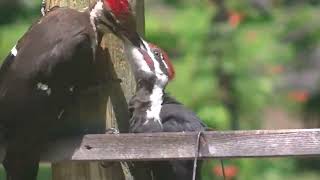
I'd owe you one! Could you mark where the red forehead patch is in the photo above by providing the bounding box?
[148,43,175,81]
[105,0,130,17]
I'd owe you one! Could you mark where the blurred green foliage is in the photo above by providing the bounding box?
[0,0,320,179]
[145,0,320,179]
[146,2,294,129]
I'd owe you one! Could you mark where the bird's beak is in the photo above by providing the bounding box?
[97,11,147,51]
[124,31,147,50]
[96,9,123,36]
[92,2,147,52]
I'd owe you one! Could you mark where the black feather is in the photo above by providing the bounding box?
[0,7,100,180]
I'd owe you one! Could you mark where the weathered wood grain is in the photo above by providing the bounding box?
[0,129,319,162]
[36,129,320,161]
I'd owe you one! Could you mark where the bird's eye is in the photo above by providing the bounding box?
[153,50,161,58]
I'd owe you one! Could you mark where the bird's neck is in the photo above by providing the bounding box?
[129,79,164,124]
[147,84,164,121]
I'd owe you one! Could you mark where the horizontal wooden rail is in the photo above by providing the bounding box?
[1,129,320,162]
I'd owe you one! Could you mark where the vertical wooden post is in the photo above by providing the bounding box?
[46,0,145,180]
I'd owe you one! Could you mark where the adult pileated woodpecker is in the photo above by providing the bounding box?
[125,40,205,179]
[0,0,139,179]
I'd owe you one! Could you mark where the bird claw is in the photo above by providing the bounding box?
[105,128,119,134]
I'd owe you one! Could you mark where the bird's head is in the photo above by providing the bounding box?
[90,0,132,37]
[125,39,175,89]
[143,42,175,82]
[90,0,147,52]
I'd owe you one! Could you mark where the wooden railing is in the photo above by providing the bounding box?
[2,129,318,162]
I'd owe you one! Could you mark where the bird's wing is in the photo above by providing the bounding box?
[160,103,206,132]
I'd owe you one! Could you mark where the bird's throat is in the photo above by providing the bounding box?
[146,84,163,124]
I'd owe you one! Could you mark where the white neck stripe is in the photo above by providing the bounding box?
[146,85,163,125]
[89,1,104,42]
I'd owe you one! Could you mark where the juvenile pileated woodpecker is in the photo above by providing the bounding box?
[0,0,138,179]
[125,40,205,179]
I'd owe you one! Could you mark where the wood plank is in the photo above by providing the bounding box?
[36,129,320,161]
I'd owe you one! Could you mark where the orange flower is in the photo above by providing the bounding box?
[213,164,238,179]
[228,11,243,28]
[288,91,309,103]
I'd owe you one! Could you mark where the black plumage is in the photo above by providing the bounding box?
[161,94,206,132]
[0,7,105,180]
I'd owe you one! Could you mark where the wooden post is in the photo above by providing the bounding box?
[46,0,145,180]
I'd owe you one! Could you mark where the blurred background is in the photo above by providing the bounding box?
[1,0,320,179]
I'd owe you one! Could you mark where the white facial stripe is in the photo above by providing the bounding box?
[91,0,104,15]
[89,0,105,59]
[161,54,169,70]
[89,0,104,44]
[11,45,18,57]
[130,47,153,73]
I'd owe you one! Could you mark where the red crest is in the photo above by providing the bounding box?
[105,0,130,17]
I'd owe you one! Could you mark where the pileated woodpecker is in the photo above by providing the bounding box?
[126,40,205,179]
[0,0,139,179]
